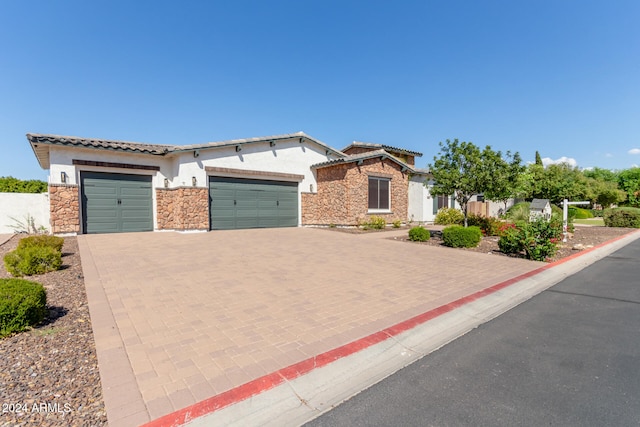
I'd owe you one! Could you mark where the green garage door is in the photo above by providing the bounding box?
[209,177,298,230]
[81,172,153,234]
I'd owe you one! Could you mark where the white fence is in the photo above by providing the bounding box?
[0,192,50,234]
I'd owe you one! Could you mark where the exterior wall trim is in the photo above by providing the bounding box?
[205,166,305,182]
[72,159,160,171]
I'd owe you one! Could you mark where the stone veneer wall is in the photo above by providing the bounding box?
[303,158,408,225]
[49,184,80,234]
[156,187,209,230]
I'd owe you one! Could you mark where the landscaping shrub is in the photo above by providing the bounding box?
[17,235,64,252]
[567,206,593,219]
[505,202,530,222]
[4,246,62,277]
[603,207,640,228]
[408,227,430,242]
[466,214,503,236]
[392,220,402,228]
[591,209,604,218]
[360,216,386,230]
[498,218,562,261]
[0,278,47,338]
[434,207,464,225]
[442,225,482,248]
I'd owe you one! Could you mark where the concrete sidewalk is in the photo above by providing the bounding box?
[78,227,639,426]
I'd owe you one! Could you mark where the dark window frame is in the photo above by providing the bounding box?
[368,177,391,211]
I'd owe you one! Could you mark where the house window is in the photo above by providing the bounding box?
[368,177,390,211]
[437,195,449,210]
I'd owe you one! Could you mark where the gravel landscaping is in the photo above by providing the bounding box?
[391,224,636,262]
[0,236,106,427]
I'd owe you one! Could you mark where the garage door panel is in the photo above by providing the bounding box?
[209,176,298,230]
[81,172,153,234]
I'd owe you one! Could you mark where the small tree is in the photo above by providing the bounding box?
[428,139,503,227]
[483,151,524,212]
[535,151,543,166]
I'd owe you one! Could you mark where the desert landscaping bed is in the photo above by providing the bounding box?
[390,224,636,262]
[0,236,107,427]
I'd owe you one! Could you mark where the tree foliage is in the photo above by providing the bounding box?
[0,176,47,193]
[535,151,543,166]
[483,151,525,210]
[428,139,520,226]
[618,167,640,207]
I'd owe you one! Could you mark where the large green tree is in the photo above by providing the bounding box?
[523,163,589,203]
[618,167,640,207]
[428,139,513,226]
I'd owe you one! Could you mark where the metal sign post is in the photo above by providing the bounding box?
[563,199,590,242]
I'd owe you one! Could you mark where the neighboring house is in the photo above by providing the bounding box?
[27,133,437,234]
[529,198,552,221]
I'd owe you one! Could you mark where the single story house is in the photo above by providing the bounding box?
[28,132,453,234]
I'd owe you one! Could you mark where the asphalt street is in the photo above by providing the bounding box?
[306,239,640,427]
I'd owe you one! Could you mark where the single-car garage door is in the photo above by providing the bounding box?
[209,176,298,230]
[81,172,153,234]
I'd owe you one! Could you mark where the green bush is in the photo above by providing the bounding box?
[498,218,562,261]
[435,207,464,225]
[442,225,482,248]
[603,208,640,228]
[505,202,530,222]
[591,209,604,218]
[17,235,64,252]
[408,227,430,242]
[466,214,503,236]
[360,216,386,230]
[392,220,402,228]
[0,278,47,337]
[4,246,62,277]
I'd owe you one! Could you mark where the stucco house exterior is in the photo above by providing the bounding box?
[27,132,439,234]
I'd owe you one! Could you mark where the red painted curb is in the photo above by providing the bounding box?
[142,229,640,427]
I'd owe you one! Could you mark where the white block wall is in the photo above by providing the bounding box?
[0,192,50,234]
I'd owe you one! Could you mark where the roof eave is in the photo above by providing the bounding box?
[171,132,346,158]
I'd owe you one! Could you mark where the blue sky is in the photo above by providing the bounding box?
[1,1,639,181]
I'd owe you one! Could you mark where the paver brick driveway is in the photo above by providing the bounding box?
[79,227,543,425]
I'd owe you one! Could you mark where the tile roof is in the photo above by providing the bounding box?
[342,141,423,157]
[311,149,415,171]
[27,133,173,155]
[27,132,346,169]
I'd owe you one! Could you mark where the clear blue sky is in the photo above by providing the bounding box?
[1,0,639,181]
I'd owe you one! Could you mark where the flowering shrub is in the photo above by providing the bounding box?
[498,218,562,261]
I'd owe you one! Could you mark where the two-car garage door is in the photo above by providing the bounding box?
[81,172,153,234]
[209,177,298,230]
[79,172,298,233]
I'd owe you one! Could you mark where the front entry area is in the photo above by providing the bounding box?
[209,176,298,230]
[80,171,153,234]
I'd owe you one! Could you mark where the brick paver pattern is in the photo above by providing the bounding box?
[79,228,543,425]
